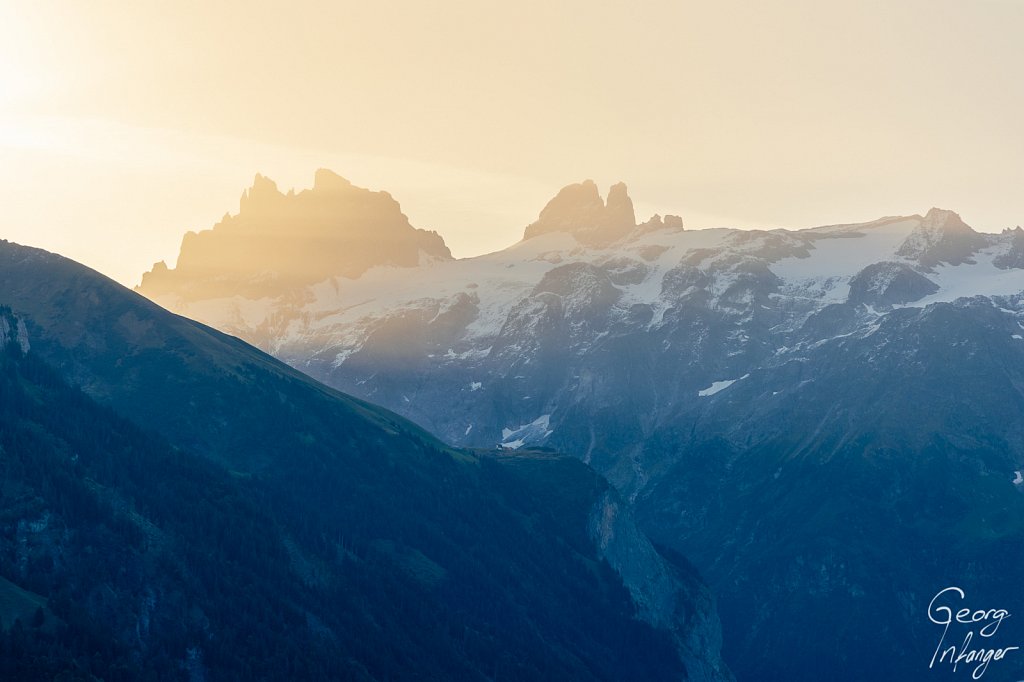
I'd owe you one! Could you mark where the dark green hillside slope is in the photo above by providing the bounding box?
[0,242,730,681]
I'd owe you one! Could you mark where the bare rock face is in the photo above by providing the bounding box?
[0,309,30,354]
[896,207,986,269]
[589,490,733,682]
[524,180,637,246]
[994,226,1024,269]
[847,261,939,307]
[664,214,684,230]
[638,214,684,234]
[605,181,636,230]
[137,169,452,301]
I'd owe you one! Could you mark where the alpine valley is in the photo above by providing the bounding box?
[0,240,732,680]
[139,170,1024,681]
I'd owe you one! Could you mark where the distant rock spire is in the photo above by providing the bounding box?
[605,182,636,228]
[239,173,283,212]
[524,180,638,246]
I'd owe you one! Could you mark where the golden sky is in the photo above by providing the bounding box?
[2,0,1023,285]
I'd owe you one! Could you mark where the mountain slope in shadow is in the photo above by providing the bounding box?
[0,241,731,681]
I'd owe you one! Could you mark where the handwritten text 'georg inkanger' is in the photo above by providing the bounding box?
[929,586,1019,679]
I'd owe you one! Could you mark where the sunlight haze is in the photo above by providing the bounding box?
[1,0,1023,285]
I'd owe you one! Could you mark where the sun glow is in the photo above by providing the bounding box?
[1,1,1023,288]
[0,66,34,108]
[0,8,42,107]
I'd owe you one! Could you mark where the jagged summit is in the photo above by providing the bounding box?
[237,173,283,213]
[604,182,636,230]
[524,180,615,239]
[241,169,354,206]
[137,169,452,300]
[896,207,986,268]
[640,214,685,232]
[312,167,354,192]
[523,180,683,246]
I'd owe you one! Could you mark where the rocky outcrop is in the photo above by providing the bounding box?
[896,207,987,269]
[490,449,733,681]
[994,226,1024,269]
[605,182,636,230]
[521,179,684,244]
[532,262,621,317]
[847,261,939,307]
[0,307,30,353]
[137,169,451,301]
[524,180,637,246]
[640,214,685,234]
[590,490,733,682]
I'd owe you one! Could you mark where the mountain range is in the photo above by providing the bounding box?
[0,239,731,680]
[138,171,1024,680]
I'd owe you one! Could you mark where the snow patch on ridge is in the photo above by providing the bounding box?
[500,414,553,450]
[771,219,920,304]
[904,245,1024,308]
[332,349,356,367]
[698,374,749,397]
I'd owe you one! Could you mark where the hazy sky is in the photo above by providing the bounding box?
[2,0,1023,285]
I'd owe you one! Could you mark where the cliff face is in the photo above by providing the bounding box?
[138,169,452,300]
[589,491,731,682]
[491,450,733,682]
[524,180,637,246]
[895,207,987,269]
[0,309,30,353]
[523,180,682,247]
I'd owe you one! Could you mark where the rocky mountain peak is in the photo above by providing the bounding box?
[312,167,355,193]
[922,207,967,230]
[896,207,987,268]
[239,173,284,212]
[524,180,638,246]
[994,224,1024,269]
[532,180,606,229]
[605,182,636,227]
[137,170,452,301]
